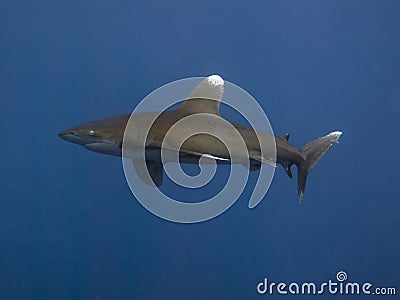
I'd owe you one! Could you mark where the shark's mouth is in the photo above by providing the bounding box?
[58,132,84,144]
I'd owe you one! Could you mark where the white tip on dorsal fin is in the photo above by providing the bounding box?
[207,75,224,87]
[328,131,343,140]
[179,75,224,115]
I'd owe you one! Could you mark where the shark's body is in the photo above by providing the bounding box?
[59,75,342,203]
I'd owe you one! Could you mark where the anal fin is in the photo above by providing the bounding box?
[282,162,293,178]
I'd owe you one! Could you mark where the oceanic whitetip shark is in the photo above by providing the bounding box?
[59,75,342,204]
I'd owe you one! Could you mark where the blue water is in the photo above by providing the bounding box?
[1,1,399,299]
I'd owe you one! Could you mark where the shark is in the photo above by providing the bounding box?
[59,75,342,204]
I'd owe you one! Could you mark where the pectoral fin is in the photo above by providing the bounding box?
[132,159,164,187]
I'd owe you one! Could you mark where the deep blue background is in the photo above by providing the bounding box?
[1,1,399,299]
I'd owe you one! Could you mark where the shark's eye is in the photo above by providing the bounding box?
[89,130,95,136]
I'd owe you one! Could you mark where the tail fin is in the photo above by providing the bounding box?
[297,131,342,204]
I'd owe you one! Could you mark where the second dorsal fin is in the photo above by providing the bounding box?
[282,133,290,141]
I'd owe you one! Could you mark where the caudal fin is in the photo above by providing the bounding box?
[297,131,342,204]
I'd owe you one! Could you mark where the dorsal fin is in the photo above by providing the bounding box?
[178,75,224,115]
[282,133,290,141]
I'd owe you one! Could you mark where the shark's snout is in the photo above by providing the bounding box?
[58,130,73,138]
[58,130,86,145]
